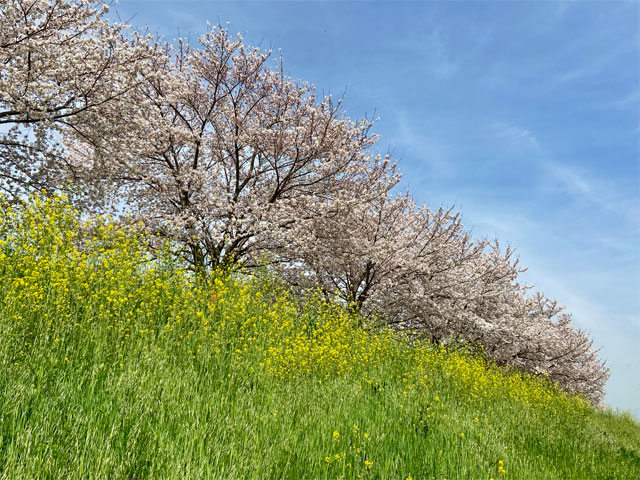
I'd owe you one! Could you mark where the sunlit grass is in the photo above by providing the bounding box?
[0,194,638,479]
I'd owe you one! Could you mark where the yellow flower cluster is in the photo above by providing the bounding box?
[262,298,397,380]
[0,192,589,437]
[0,194,214,366]
[322,425,373,475]
[410,342,588,414]
[497,459,506,476]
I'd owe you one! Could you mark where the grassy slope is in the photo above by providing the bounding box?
[0,196,638,479]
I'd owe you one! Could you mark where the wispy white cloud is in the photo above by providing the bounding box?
[489,121,638,226]
[469,210,541,243]
[552,0,574,18]
[545,162,592,196]
[390,108,457,183]
[541,36,635,91]
[490,121,542,155]
[390,27,459,79]
[426,30,459,78]
[610,89,640,110]
[541,162,639,227]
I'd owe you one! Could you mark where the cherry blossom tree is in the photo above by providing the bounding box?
[278,193,470,315]
[461,290,609,403]
[0,0,156,202]
[81,25,399,272]
[281,192,508,327]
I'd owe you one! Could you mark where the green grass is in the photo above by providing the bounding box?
[0,195,638,479]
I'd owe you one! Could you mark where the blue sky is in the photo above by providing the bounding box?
[113,0,639,416]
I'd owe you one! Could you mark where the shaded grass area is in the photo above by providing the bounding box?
[0,195,638,479]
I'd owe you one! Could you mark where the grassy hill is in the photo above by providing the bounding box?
[0,195,638,479]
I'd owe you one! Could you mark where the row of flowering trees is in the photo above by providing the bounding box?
[0,0,608,402]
